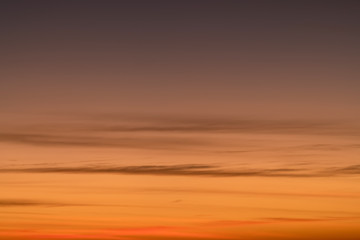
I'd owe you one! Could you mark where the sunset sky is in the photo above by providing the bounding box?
[1,1,360,239]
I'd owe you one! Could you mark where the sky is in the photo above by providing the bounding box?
[1,1,360,239]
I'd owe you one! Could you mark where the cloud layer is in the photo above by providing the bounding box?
[0,132,210,149]
[0,199,83,207]
[94,116,360,136]
[2,164,360,178]
[1,116,359,150]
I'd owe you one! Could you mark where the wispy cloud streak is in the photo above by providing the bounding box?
[1,115,359,151]
[2,164,359,177]
[138,187,360,199]
[0,199,85,207]
[91,115,360,136]
[0,133,208,149]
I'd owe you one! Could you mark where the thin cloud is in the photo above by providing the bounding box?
[0,132,209,149]
[2,115,359,151]
[138,187,360,199]
[0,199,46,207]
[2,164,360,178]
[281,144,360,152]
[91,115,360,136]
[331,165,360,175]
[0,164,321,177]
[0,199,84,207]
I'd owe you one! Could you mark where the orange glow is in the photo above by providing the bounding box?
[1,1,360,239]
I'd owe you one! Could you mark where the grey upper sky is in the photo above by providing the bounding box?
[1,0,359,120]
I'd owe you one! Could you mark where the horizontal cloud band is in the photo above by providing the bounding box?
[1,164,359,177]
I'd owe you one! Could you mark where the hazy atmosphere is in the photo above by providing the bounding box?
[1,1,360,239]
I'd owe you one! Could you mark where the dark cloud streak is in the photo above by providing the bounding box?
[0,164,329,178]
[0,199,84,207]
[2,116,359,150]
[0,132,208,149]
[2,164,360,178]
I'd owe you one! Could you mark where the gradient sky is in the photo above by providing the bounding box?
[1,1,360,240]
